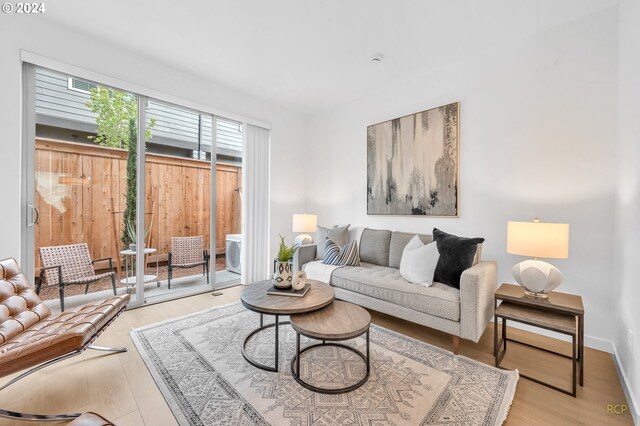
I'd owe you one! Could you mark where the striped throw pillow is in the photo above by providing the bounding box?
[322,238,360,266]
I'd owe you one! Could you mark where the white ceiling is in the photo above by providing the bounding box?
[43,0,618,114]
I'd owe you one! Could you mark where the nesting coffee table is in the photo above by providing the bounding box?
[290,300,371,394]
[240,279,335,372]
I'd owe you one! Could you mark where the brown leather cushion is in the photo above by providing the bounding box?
[0,258,130,378]
[0,258,51,344]
[68,412,114,426]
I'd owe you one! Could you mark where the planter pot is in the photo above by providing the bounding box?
[273,261,292,288]
[129,243,137,252]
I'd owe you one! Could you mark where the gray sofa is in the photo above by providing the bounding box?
[293,228,497,354]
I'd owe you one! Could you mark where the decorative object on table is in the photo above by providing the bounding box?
[124,216,152,252]
[292,214,317,246]
[266,282,311,298]
[321,238,360,266]
[274,234,296,288]
[433,228,485,289]
[399,234,440,286]
[131,302,518,426]
[291,270,308,290]
[494,283,583,397]
[367,102,459,216]
[315,224,350,260]
[507,219,570,298]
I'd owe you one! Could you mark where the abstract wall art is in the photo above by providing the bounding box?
[367,102,459,216]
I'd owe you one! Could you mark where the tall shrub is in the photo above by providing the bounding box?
[122,118,137,247]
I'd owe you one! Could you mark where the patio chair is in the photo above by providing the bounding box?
[0,257,129,422]
[37,243,117,312]
[168,236,210,289]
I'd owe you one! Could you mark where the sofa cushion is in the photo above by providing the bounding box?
[316,225,350,260]
[389,231,433,268]
[359,229,392,266]
[433,228,485,289]
[331,263,460,321]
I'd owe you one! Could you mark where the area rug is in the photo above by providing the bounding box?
[130,302,518,425]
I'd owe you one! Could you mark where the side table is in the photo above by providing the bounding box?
[494,283,584,397]
[119,248,161,294]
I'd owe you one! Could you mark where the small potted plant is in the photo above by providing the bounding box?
[124,219,152,252]
[274,234,295,288]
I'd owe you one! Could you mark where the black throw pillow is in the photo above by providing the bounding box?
[432,228,485,289]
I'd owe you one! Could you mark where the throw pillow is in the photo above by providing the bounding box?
[432,228,485,289]
[316,224,350,260]
[399,235,440,286]
[322,238,361,266]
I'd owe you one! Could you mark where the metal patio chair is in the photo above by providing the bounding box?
[37,243,117,312]
[168,236,210,289]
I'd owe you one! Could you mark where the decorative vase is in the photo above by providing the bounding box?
[292,271,307,291]
[273,261,292,288]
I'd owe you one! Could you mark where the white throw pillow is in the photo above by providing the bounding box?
[399,235,440,286]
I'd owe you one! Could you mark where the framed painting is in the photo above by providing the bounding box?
[367,102,459,216]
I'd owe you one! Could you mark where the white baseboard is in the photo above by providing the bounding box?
[612,344,639,425]
[498,320,638,424]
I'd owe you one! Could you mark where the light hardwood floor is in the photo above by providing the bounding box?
[0,286,632,425]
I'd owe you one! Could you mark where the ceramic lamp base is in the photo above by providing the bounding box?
[294,234,312,246]
[512,259,563,296]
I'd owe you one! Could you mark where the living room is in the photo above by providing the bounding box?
[0,0,638,425]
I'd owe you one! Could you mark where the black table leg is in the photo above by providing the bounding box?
[242,313,290,372]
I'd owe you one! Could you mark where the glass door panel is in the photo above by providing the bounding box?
[214,117,243,289]
[142,99,214,302]
[31,66,141,311]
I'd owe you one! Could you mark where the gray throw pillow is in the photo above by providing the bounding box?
[316,224,350,260]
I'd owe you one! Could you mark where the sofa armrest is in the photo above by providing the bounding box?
[459,260,497,342]
[293,244,317,272]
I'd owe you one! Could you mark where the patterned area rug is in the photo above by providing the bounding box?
[131,302,518,425]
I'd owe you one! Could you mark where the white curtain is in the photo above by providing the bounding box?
[241,124,271,283]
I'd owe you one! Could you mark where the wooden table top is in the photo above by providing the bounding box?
[496,283,584,315]
[290,300,371,340]
[241,279,335,315]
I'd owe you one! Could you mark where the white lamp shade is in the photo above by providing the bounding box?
[292,214,318,233]
[507,221,569,259]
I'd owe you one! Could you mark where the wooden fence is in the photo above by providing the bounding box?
[34,138,241,272]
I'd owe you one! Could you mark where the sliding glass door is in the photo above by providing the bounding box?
[23,63,243,311]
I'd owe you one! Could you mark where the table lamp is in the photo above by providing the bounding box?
[292,214,317,246]
[507,219,570,298]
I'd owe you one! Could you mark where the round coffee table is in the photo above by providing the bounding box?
[240,279,334,372]
[289,300,371,394]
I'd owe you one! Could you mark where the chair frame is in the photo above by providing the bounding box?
[0,303,128,422]
[36,257,117,312]
[167,249,210,289]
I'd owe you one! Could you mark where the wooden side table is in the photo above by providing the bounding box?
[494,283,584,397]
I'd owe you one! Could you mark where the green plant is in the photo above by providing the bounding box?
[85,87,155,148]
[276,234,296,262]
[123,218,152,246]
[121,118,138,247]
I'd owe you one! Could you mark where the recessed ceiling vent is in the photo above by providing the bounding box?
[371,53,384,63]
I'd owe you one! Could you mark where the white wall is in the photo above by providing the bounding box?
[306,8,619,347]
[0,17,308,273]
[614,0,640,420]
